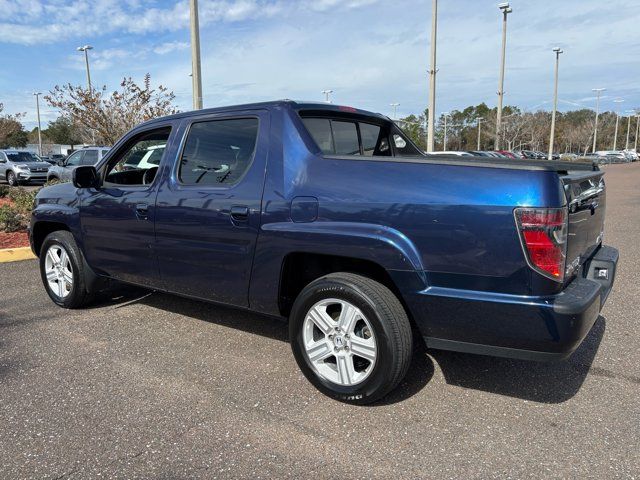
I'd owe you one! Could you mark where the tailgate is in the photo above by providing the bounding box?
[562,170,606,277]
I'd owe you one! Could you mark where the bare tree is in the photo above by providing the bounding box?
[45,74,179,146]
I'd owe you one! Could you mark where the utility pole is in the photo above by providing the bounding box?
[612,99,624,150]
[591,88,606,152]
[322,90,333,103]
[635,113,640,152]
[189,0,203,109]
[77,45,93,92]
[625,112,632,150]
[426,0,438,152]
[33,92,43,157]
[442,112,449,151]
[477,117,484,150]
[548,47,563,160]
[495,2,512,151]
[390,103,400,120]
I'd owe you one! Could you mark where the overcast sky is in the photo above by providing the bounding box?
[1,0,639,129]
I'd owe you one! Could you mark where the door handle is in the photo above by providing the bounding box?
[135,203,149,219]
[230,205,249,222]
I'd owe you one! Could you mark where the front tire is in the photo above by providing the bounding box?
[290,273,413,404]
[39,231,93,308]
[7,171,18,186]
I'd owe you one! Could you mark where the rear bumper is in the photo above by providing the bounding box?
[406,245,618,361]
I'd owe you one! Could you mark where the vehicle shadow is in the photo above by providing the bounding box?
[88,288,604,405]
[428,315,606,404]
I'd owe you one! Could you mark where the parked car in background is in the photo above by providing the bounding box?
[0,150,50,186]
[596,151,628,163]
[497,150,517,159]
[30,100,618,404]
[41,154,66,165]
[47,147,110,182]
[623,150,638,162]
[427,151,474,157]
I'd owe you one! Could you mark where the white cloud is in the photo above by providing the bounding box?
[153,40,190,55]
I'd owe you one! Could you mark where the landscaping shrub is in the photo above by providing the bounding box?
[0,184,9,198]
[0,205,24,233]
[7,187,38,214]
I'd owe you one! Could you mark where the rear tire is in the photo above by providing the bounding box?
[289,272,412,404]
[39,231,93,308]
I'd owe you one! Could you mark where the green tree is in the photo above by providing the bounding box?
[45,116,83,149]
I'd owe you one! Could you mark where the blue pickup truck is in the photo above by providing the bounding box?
[30,100,618,403]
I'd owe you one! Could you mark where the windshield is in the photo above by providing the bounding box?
[7,152,37,163]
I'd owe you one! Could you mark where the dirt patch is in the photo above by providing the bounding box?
[0,231,29,249]
[0,198,12,207]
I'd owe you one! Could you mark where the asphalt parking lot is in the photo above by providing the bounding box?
[1,163,639,479]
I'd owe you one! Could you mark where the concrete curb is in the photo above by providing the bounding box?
[0,246,36,263]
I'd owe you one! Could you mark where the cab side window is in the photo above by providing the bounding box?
[104,127,171,186]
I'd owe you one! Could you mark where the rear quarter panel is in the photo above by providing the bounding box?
[250,106,567,315]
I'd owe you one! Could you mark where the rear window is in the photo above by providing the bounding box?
[301,115,419,157]
[332,121,360,155]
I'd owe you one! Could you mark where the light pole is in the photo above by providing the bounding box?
[442,112,449,151]
[426,0,438,152]
[33,92,43,157]
[76,45,93,92]
[548,47,563,160]
[477,117,484,150]
[495,2,512,151]
[390,103,400,120]
[591,88,606,152]
[322,90,333,103]
[189,0,203,109]
[612,99,624,151]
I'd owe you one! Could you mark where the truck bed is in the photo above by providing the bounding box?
[332,154,598,172]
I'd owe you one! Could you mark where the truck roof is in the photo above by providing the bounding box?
[139,99,389,127]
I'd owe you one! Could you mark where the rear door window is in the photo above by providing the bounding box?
[82,150,99,165]
[178,118,259,186]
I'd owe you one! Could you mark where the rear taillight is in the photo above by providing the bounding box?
[514,207,568,281]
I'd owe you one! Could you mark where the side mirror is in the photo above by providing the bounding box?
[73,166,100,189]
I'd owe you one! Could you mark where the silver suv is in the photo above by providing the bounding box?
[47,146,110,182]
[0,150,51,186]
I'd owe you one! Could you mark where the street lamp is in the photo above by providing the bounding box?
[33,92,43,156]
[548,47,563,160]
[495,2,512,150]
[591,88,606,152]
[476,117,484,150]
[390,103,400,120]
[189,0,203,110]
[426,0,438,152]
[322,90,333,103]
[612,99,624,151]
[442,112,449,151]
[76,45,93,92]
